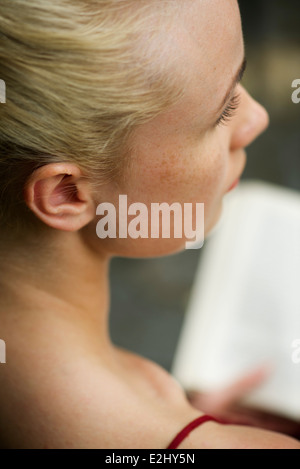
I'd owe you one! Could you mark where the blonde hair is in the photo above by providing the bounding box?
[0,0,185,236]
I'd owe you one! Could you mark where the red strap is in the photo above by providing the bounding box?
[166,415,223,449]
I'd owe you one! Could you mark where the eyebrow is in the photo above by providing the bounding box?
[217,57,247,112]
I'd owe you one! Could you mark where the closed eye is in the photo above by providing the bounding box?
[216,93,241,127]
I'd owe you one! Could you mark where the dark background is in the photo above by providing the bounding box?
[109,0,300,372]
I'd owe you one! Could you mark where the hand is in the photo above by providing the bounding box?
[186,367,300,439]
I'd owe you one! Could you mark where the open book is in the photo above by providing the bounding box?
[171,180,300,420]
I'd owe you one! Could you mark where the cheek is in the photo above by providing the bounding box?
[198,152,227,230]
[124,148,193,204]
[199,150,227,201]
[124,138,228,210]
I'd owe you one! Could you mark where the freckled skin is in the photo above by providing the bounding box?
[0,0,282,450]
[85,0,269,259]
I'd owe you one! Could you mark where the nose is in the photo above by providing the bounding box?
[230,85,269,151]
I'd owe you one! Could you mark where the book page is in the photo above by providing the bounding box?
[172,181,300,420]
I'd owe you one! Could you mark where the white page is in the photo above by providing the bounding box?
[172,181,300,419]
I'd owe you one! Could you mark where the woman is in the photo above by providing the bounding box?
[0,0,299,449]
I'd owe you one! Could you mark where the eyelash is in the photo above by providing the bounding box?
[216,93,241,126]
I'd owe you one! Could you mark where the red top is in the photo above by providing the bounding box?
[166,415,225,449]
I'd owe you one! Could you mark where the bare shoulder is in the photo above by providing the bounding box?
[113,345,187,402]
[104,349,300,449]
[2,337,299,449]
[0,343,197,448]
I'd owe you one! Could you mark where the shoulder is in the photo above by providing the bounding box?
[113,346,187,403]
[104,349,300,449]
[2,340,299,449]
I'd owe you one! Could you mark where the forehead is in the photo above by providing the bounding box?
[150,0,244,136]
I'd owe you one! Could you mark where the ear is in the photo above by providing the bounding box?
[23,163,96,231]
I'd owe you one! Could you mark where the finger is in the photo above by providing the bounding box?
[186,364,273,413]
[210,364,273,410]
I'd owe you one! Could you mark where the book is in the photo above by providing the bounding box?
[171,180,300,420]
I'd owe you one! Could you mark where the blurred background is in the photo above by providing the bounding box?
[109,0,300,373]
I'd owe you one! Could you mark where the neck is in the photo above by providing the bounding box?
[0,231,112,354]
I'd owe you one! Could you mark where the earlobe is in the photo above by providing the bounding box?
[23,164,95,231]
